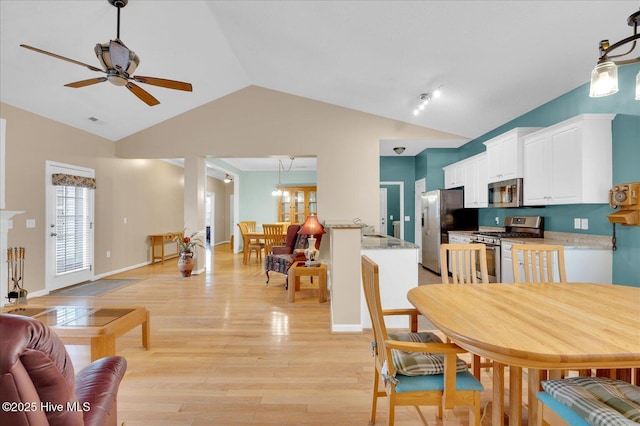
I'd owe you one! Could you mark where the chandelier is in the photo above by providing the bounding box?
[589,7,640,99]
[271,157,295,196]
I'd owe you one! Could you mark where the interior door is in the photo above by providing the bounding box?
[46,161,95,291]
[379,188,387,234]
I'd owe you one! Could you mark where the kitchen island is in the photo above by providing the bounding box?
[361,234,419,329]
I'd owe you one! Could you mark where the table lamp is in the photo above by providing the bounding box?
[298,213,326,266]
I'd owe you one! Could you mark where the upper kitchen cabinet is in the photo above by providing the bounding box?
[464,153,488,208]
[484,127,540,183]
[443,161,466,189]
[523,114,615,206]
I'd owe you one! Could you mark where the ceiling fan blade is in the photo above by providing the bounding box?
[65,77,108,88]
[126,82,160,106]
[132,76,193,92]
[20,44,104,73]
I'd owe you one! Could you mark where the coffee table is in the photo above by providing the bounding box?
[287,261,327,303]
[3,305,150,361]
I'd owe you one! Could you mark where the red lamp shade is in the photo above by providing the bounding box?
[298,214,326,236]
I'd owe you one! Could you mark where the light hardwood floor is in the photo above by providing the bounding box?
[30,244,512,425]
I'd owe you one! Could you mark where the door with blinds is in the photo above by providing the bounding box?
[46,162,95,291]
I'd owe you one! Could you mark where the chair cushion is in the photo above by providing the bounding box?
[541,377,640,426]
[387,331,469,376]
[394,370,484,393]
[537,391,591,426]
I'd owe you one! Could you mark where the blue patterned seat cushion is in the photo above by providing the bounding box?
[541,377,640,426]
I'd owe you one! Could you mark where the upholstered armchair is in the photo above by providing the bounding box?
[265,224,322,287]
[0,313,128,426]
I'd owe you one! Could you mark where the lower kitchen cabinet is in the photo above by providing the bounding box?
[501,241,612,284]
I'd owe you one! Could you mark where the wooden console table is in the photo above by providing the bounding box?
[150,232,183,264]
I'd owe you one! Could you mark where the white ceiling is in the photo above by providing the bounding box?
[1,0,637,155]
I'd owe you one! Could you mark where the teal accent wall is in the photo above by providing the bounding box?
[380,156,416,242]
[408,63,639,286]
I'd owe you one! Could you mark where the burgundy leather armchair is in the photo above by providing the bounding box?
[0,313,127,426]
[265,224,323,286]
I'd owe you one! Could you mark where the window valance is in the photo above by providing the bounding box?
[52,173,96,189]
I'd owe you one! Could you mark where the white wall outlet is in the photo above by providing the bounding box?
[106,251,111,258]
[26,219,36,228]
[495,217,500,225]
[581,218,589,230]
[123,217,127,224]
[389,215,393,220]
[574,218,581,229]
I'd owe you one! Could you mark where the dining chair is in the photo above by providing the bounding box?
[262,223,287,255]
[240,220,257,232]
[512,244,567,283]
[439,243,491,379]
[361,255,483,426]
[440,243,489,284]
[237,222,264,264]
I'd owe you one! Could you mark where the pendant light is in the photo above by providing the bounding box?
[589,8,640,98]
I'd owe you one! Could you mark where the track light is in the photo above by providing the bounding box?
[412,86,443,116]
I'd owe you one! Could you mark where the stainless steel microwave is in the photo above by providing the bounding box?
[488,178,523,208]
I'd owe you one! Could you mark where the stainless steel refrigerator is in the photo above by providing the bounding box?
[421,189,478,274]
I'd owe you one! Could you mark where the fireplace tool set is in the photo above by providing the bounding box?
[7,247,27,304]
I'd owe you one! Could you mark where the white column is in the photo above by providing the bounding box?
[184,156,206,274]
[1,211,24,308]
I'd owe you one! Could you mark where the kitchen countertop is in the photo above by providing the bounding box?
[448,230,612,250]
[361,234,419,249]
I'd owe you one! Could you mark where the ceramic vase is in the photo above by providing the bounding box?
[178,251,195,277]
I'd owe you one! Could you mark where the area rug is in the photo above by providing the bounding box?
[47,279,141,297]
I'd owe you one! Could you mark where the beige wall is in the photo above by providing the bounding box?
[116,86,460,228]
[1,103,184,296]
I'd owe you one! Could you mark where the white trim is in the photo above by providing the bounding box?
[0,118,6,210]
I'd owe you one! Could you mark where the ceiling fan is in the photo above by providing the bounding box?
[20,0,192,106]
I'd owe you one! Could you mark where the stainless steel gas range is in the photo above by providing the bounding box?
[470,216,544,282]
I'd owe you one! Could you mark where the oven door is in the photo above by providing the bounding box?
[479,244,500,283]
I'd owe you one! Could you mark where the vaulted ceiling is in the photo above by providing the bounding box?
[1,1,637,152]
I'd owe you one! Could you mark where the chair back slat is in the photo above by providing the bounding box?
[263,224,286,254]
[440,243,489,284]
[512,244,567,283]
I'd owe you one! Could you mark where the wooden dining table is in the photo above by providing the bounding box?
[407,282,640,426]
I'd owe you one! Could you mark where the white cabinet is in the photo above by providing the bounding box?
[523,114,615,206]
[501,241,612,284]
[484,128,540,183]
[464,153,488,207]
[443,161,466,189]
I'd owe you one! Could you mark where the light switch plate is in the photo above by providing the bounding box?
[404,216,410,221]
[581,218,589,230]
[574,218,581,229]
[26,219,36,228]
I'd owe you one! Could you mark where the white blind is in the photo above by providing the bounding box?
[55,185,91,275]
